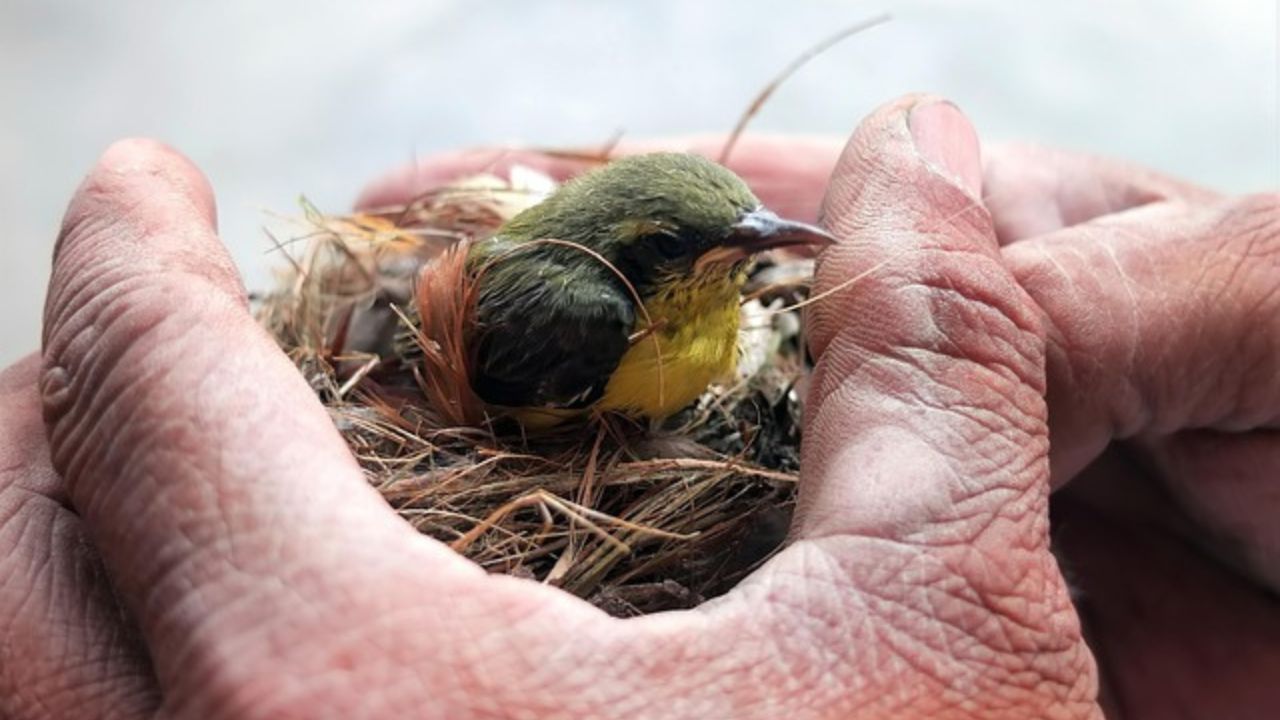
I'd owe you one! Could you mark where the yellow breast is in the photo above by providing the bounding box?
[597,271,743,420]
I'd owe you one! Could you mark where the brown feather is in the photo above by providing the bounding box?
[412,240,487,427]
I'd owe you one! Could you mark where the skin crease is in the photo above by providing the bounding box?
[0,94,1274,718]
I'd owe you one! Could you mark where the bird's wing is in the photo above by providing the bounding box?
[468,259,636,410]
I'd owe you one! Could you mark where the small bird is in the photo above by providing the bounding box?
[464,153,833,427]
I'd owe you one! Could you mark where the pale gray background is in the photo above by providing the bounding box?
[2,0,1277,365]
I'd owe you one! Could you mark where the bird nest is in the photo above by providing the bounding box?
[256,165,818,617]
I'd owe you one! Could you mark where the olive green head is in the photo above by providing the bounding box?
[477,152,833,294]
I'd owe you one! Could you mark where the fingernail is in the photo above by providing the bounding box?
[908,100,982,197]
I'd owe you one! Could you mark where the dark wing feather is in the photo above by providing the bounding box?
[468,259,635,409]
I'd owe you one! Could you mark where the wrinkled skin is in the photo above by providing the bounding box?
[1,95,1277,719]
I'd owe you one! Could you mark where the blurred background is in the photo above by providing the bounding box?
[1,0,1276,365]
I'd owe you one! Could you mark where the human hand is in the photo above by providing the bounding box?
[5,94,1276,718]
[0,356,159,718]
[364,102,1280,716]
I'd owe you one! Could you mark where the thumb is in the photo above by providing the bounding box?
[783,95,1097,711]
[790,97,1095,710]
[797,95,1053,545]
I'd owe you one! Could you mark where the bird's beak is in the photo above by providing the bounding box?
[696,208,835,271]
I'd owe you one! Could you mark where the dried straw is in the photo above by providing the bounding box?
[255,15,892,615]
[257,172,809,616]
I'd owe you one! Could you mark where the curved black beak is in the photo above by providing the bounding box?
[696,208,835,271]
[727,208,836,252]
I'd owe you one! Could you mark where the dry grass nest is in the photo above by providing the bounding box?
[255,164,825,617]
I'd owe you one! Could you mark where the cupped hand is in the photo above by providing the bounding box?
[362,109,1280,713]
[369,106,1280,717]
[2,94,1275,719]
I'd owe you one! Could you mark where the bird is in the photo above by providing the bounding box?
[462,152,833,427]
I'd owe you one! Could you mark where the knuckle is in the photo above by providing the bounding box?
[1224,191,1280,256]
[1231,190,1280,218]
[1212,193,1280,426]
[812,247,1045,395]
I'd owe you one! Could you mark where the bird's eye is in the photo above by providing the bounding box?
[652,232,685,259]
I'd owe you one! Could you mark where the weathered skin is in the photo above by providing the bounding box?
[2,95,1277,719]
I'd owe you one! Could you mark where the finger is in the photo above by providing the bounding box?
[40,140,481,708]
[1003,192,1280,483]
[0,355,158,719]
[799,96,1047,542]
[1052,473,1280,719]
[354,134,845,223]
[1140,430,1280,589]
[756,95,1097,714]
[983,142,1221,243]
